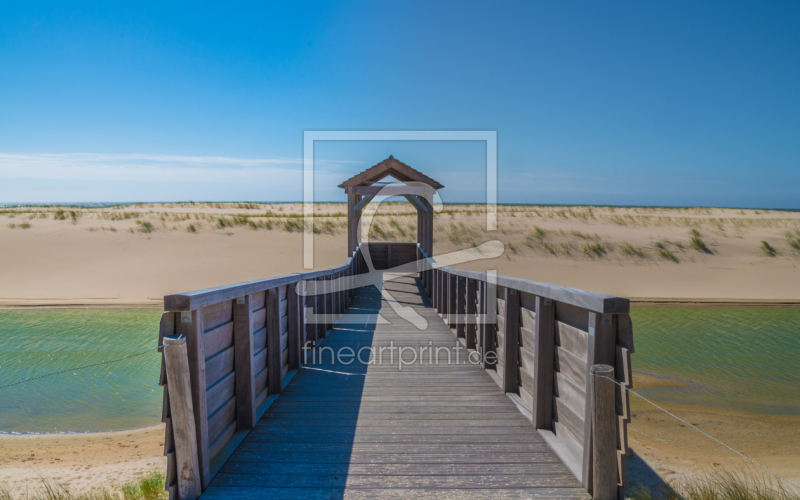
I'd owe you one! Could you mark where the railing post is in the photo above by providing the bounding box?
[163,335,202,500]
[448,273,458,327]
[532,296,555,429]
[266,288,283,395]
[456,276,467,339]
[288,284,301,370]
[232,295,256,429]
[177,309,210,489]
[591,364,617,500]
[502,288,520,393]
[466,278,477,349]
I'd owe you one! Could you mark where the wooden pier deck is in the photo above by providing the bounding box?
[200,275,588,499]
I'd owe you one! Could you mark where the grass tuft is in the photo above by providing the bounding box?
[690,229,709,252]
[0,471,167,500]
[621,242,647,258]
[761,241,777,257]
[186,224,197,233]
[786,231,800,251]
[630,468,800,500]
[136,220,154,233]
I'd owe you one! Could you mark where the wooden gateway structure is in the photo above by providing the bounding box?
[157,158,634,500]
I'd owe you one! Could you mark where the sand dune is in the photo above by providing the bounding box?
[1,203,799,305]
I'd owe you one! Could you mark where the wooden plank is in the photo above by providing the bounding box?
[266,288,283,395]
[253,348,267,376]
[466,278,477,349]
[209,420,238,462]
[553,395,585,443]
[251,307,266,331]
[208,396,237,446]
[206,371,235,417]
[502,287,520,394]
[287,284,300,370]
[162,335,201,498]
[533,296,555,430]
[252,327,267,353]
[202,301,233,332]
[203,321,233,359]
[591,364,617,500]
[616,313,634,353]
[456,276,467,339]
[165,273,300,311]
[581,312,616,492]
[555,321,589,359]
[251,291,265,311]
[555,346,587,389]
[554,371,586,425]
[177,309,210,489]
[254,365,268,397]
[205,346,235,389]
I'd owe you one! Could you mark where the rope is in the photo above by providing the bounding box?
[593,372,800,491]
[0,346,163,391]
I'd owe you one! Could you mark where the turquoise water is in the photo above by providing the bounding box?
[0,306,798,433]
[630,306,800,416]
[0,309,163,433]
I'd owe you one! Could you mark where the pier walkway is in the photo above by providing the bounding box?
[200,275,588,499]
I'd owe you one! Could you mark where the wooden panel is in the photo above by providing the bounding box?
[279,297,288,318]
[520,325,535,353]
[617,313,634,353]
[254,366,268,396]
[233,294,256,430]
[267,289,283,394]
[208,396,236,445]
[555,346,587,388]
[553,371,586,421]
[206,371,235,416]
[555,321,589,359]
[209,421,237,462]
[553,395,585,443]
[203,301,233,332]
[502,288,520,394]
[253,327,267,354]
[554,420,584,464]
[205,346,235,389]
[251,291,266,311]
[203,321,233,359]
[520,309,535,343]
[253,348,267,376]
[254,387,267,409]
[555,302,589,331]
[519,345,535,373]
[251,308,266,331]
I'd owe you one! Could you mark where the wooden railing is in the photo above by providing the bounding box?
[157,242,633,499]
[157,249,363,499]
[416,245,634,499]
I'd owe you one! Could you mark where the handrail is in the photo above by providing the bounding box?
[164,255,356,311]
[417,245,629,314]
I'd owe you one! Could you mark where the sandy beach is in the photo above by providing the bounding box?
[1,203,799,306]
[0,425,165,497]
[1,203,799,496]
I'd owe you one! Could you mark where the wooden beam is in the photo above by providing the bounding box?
[266,288,283,396]
[352,185,435,196]
[162,335,202,500]
[232,295,256,430]
[466,278,477,349]
[177,309,210,489]
[582,312,617,492]
[591,364,618,500]
[502,287,520,393]
[456,276,467,339]
[532,296,555,429]
[353,193,375,212]
[287,284,301,370]
[402,194,427,213]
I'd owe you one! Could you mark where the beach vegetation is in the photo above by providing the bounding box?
[136,221,154,233]
[761,241,777,257]
[786,231,800,251]
[0,471,167,500]
[584,242,606,258]
[186,224,197,233]
[656,241,678,262]
[629,468,799,500]
[8,223,16,229]
[691,229,710,252]
[283,218,303,232]
[621,242,647,258]
[19,222,31,229]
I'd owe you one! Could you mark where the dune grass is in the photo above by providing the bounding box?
[761,241,777,257]
[0,472,166,500]
[630,469,799,500]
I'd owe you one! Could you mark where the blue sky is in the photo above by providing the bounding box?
[1,1,798,207]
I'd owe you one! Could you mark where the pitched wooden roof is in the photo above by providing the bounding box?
[338,156,444,190]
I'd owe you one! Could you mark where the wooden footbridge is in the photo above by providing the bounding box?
[157,158,634,499]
